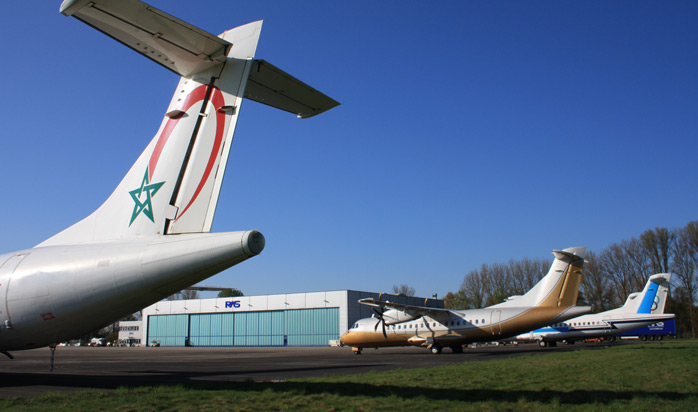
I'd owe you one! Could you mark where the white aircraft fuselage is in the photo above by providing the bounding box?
[516,273,675,345]
[0,232,262,352]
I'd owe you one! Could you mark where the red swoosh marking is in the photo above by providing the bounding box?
[148,85,209,180]
[147,84,228,222]
[175,88,226,221]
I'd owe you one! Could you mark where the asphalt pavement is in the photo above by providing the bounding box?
[0,342,617,398]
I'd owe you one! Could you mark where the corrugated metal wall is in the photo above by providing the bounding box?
[147,314,188,346]
[148,308,339,347]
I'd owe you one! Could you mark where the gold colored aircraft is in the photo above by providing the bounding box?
[341,247,590,354]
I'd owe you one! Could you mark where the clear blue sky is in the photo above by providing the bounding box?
[1,1,696,299]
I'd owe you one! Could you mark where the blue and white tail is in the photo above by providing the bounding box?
[40,0,338,246]
[621,273,672,314]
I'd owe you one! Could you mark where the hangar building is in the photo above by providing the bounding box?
[137,290,443,347]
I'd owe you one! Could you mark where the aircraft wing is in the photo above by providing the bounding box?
[359,298,452,320]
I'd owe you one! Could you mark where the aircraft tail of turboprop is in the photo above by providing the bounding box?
[40,0,338,247]
[623,273,672,314]
[492,247,586,309]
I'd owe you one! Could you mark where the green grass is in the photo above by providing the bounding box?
[2,340,698,412]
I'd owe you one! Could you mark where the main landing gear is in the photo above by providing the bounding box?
[428,344,463,354]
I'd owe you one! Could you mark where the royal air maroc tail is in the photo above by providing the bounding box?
[0,0,338,358]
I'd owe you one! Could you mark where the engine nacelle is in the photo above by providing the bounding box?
[382,308,420,325]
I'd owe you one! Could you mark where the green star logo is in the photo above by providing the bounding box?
[128,167,165,226]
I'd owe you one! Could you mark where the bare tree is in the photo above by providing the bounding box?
[457,256,550,309]
[391,284,416,296]
[600,240,648,307]
[460,267,487,309]
[518,257,550,292]
[672,221,698,338]
[167,289,200,300]
[640,227,674,274]
[580,251,614,312]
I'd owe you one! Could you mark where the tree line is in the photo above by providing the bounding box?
[444,220,698,338]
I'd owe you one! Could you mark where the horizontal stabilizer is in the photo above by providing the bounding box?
[60,0,231,77]
[60,0,340,118]
[245,60,341,118]
[552,247,585,263]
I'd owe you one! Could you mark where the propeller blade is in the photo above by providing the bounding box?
[373,293,388,338]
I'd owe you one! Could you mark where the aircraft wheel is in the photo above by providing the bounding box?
[657,335,663,341]
[538,341,548,347]
[352,348,362,355]
[430,344,442,354]
[640,335,647,341]
[450,345,464,354]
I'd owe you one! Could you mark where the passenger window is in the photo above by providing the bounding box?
[475,319,478,324]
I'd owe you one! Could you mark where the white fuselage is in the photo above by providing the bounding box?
[515,311,675,343]
[0,231,263,352]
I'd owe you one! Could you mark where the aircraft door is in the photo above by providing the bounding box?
[490,310,502,335]
[603,315,612,335]
[0,253,28,331]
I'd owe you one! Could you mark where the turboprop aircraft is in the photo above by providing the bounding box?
[0,0,338,360]
[515,273,674,346]
[341,247,591,354]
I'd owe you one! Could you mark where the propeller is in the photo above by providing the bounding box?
[372,293,388,338]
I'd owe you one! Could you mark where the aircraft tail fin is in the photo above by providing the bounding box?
[491,247,586,309]
[41,0,337,246]
[619,292,643,313]
[634,273,672,314]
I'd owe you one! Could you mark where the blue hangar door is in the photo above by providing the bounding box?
[147,308,340,347]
